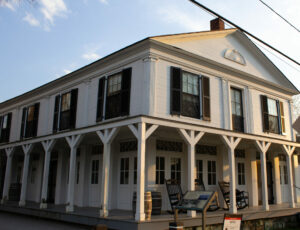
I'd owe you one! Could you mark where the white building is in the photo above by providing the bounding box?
[0,18,299,223]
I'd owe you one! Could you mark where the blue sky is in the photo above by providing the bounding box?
[0,0,299,103]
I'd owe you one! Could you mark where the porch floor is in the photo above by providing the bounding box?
[1,201,300,230]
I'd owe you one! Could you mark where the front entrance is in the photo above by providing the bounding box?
[47,159,57,203]
[117,152,137,210]
[279,158,289,203]
[88,154,102,207]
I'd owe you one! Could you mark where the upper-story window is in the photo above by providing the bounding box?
[0,113,12,143]
[96,68,132,121]
[20,103,40,139]
[53,88,78,132]
[261,95,285,134]
[170,67,210,120]
[231,88,244,132]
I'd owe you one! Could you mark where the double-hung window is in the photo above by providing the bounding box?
[91,160,99,184]
[207,160,216,185]
[53,89,78,132]
[96,68,132,121]
[237,162,245,185]
[155,156,165,185]
[0,113,12,143]
[170,67,210,120]
[231,88,244,132]
[20,103,40,139]
[170,157,181,183]
[261,95,285,134]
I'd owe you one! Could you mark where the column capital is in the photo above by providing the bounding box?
[142,54,158,63]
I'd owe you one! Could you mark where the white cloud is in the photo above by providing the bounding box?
[23,12,40,27]
[0,0,18,11]
[98,0,108,5]
[82,52,100,61]
[40,0,68,25]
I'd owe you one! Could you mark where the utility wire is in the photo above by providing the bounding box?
[258,0,300,33]
[188,0,300,67]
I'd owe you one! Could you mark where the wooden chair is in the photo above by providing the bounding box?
[218,181,249,210]
[165,179,184,212]
[195,178,205,191]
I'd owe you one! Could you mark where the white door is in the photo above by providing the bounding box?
[89,154,102,207]
[279,161,289,203]
[236,159,247,192]
[118,153,137,210]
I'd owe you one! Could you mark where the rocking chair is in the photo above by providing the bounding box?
[218,181,249,210]
[195,178,219,211]
[165,179,184,213]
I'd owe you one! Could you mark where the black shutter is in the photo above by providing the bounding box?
[96,77,105,121]
[261,95,269,132]
[170,67,182,115]
[0,116,3,141]
[202,76,210,121]
[33,103,40,137]
[53,95,60,133]
[20,107,27,139]
[70,88,78,129]
[5,113,12,142]
[121,68,132,116]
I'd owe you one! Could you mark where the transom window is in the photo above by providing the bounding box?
[108,73,122,95]
[120,157,129,184]
[156,156,165,185]
[237,162,245,185]
[91,160,99,184]
[171,158,181,183]
[207,160,216,185]
[231,88,244,132]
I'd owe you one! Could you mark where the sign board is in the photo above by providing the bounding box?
[175,191,215,211]
[223,214,242,230]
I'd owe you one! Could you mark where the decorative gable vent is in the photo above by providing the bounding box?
[224,49,246,65]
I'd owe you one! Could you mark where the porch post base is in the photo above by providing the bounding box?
[100,209,109,217]
[187,210,196,217]
[135,212,145,221]
[66,205,74,212]
[19,200,26,207]
[1,197,8,205]
[290,202,296,208]
[40,202,48,209]
[263,204,269,211]
[229,207,237,214]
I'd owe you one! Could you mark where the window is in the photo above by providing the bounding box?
[134,157,137,185]
[120,157,129,184]
[261,95,285,134]
[170,67,210,120]
[237,162,245,185]
[76,162,80,184]
[231,88,244,132]
[196,160,203,182]
[53,89,78,132]
[91,160,99,184]
[171,158,181,183]
[0,113,12,143]
[156,156,165,184]
[20,103,40,139]
[30,166,36,184]
[156,140,183,152]
[207,160,216,185]
[96,68,132,121]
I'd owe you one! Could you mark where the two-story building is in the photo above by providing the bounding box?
[0,18,299,227]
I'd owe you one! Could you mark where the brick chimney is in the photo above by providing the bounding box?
[210,18,225,31]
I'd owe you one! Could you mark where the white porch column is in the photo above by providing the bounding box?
[273,155,282,204]
[19,144,34,207]
[96,128,120,217]
[178,129,204,217]
[40,139,56,209]
[293,154,300,203]
[1,147,15,204]
[65,135,83,212]
[282,145,296,208]
[221,136,241,214]
[248,148,258,207]
[255,141,271,211]
[128,123,158,221]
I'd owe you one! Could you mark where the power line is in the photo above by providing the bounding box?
[258,0,300,33]
[188,0,300,67]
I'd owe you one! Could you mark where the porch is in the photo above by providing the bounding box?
[1,201,300,230]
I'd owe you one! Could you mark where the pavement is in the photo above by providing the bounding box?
[0,211,92,230]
